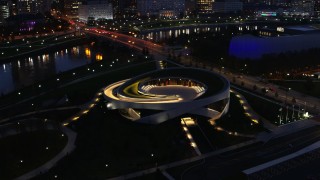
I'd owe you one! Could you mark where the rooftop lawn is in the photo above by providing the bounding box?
[33,99,194,179]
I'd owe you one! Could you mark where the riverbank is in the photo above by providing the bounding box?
[0,55,154,120]
[0,34,92,63]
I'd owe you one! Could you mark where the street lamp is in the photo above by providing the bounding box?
[292,105,295,121]
[279,108,283,124]
[285,87,291,104]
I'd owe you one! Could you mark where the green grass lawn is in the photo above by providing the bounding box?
[130,171,167,180]
[7,108,81,124]
[0,130,67,180]
[196,118,252,148]
[238,89,303,126]
[175,92,264,154]
[215,93,265,134]
[33,100,194,179]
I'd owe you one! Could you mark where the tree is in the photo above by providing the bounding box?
[253,85,257,91]
[305,78,315,91]
[292,97,296,104]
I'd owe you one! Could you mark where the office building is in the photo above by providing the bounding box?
[78,0,113,22]
[196,0,213,13]
[137,0,185,18]
[212,0,243,13]
[17,0,52,14]
[0,0,9,24]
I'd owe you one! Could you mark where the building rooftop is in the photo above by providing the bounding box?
[286,25,320,32]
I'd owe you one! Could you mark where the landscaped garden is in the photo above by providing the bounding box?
[33,99,194,179]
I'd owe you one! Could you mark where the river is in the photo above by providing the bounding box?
[0,24,261,94]
[0,45,106,94]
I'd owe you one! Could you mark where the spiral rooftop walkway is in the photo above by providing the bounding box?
[104,68,230,124]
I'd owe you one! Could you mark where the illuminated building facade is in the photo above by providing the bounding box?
[6,13,44,32]
[0,0,9,24]
[104,68,230,124]
[315,0,320,16]
[229,26,320,59]
[78,0,113,22]
[137,0,185,18]
[64,0,80,19]
[196,0,213,13]
[17,0,52,14]
[112,0,137,18]
[212,0,242,13]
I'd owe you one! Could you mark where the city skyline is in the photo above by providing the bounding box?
[0,0,320,179]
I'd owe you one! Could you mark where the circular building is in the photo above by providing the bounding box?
[104,68,230,124]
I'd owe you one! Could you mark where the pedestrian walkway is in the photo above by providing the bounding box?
[63,89,103,126]
[156,60,166,69]
[181,118,202,156]
[256,119,320,142]
[161,170,175,180]
[243,140,320,175]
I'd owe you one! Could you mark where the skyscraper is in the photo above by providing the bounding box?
[212,0,242,13]
[78,0,113,22]
[315,0,320,17]
[137,0,185,18]
[64,0,80,19]
[0,0,10,24]
[112,0,137,19]
[196,0,213,13]
[16,0,52,14]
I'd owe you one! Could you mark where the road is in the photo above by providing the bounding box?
[225,72,320,115]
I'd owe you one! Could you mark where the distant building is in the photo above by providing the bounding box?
[315,0,320,17]
[6,13,45,32]
[0,0,10,24]
[137,0,185,18]
[115,0,137,18]
[212,0,243,13]
[286,0,314,16]
[256,10,279,17]
[64,0,80,19]
[314,72,320,79]
[78,0,113,22]
[196,0,213,13]
[185,0,196,15]
[17,0,52,14]
[229,26,320,59]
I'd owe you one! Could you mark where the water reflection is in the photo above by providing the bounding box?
[140,25,259,42]
[0,45,104,94]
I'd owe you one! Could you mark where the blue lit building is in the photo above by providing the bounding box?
[229,26,320,59]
